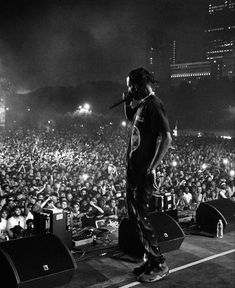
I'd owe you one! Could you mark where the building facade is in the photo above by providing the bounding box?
[170,61,211,86]
[147,1,235,86]
[222,51,235,79]
[146,30,171,88]
[205,0,235,61]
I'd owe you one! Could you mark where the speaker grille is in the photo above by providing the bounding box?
[119,213,185,258]
[149,212,184,242]
[196,199,235,234]
[0,233,76,287]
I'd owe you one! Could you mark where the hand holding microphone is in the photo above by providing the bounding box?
[109,91,134,109]
[122,91,134,105]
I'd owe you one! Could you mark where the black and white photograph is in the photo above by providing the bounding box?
[0,0,234,287]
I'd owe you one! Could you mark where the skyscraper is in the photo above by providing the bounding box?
[170,40,177,65]
[205,0,235,61]
[147,1,235,85]
[146,30,171,88]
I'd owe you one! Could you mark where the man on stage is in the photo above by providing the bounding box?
[123,67,172,282]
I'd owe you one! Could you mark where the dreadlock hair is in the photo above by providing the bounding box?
[128,67,157,87]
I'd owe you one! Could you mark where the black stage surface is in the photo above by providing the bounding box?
[55,221,235,288]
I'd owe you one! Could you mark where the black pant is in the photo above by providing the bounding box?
[126,172,165,264]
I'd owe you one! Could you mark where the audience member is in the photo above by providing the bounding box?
[0,127,234,237]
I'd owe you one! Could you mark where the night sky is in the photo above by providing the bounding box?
[0,0,207,92]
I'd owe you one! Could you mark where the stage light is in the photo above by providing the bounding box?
[229,170,235,177]
[27,108,31,112]
[223,158,229,165]
[172,160,177,167]
[84,103,90,110]
[77,103,92,114]
[121,121,127,127]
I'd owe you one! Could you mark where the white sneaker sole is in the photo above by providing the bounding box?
[137,268,169,283]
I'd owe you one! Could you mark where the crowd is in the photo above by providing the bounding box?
[0,125,234,241]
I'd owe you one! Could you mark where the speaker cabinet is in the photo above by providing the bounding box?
[34,210,72,249]
[165,209,178,222]
[0,233,77,288]
[150,193,176,212]
[119,212,185,259]
[196,199,235,234]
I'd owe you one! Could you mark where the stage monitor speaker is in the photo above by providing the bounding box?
[34,210,72,249]
[119,212,185,259]
[0,233,77,288]
[165,209,178,222]
[196,198,235,234]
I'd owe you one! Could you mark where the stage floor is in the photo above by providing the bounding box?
[56,229,235,288]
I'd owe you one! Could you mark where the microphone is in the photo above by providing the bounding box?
[109,92,133,110]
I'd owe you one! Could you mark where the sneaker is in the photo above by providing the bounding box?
[137,262,169,283]
[133,261,149,276]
